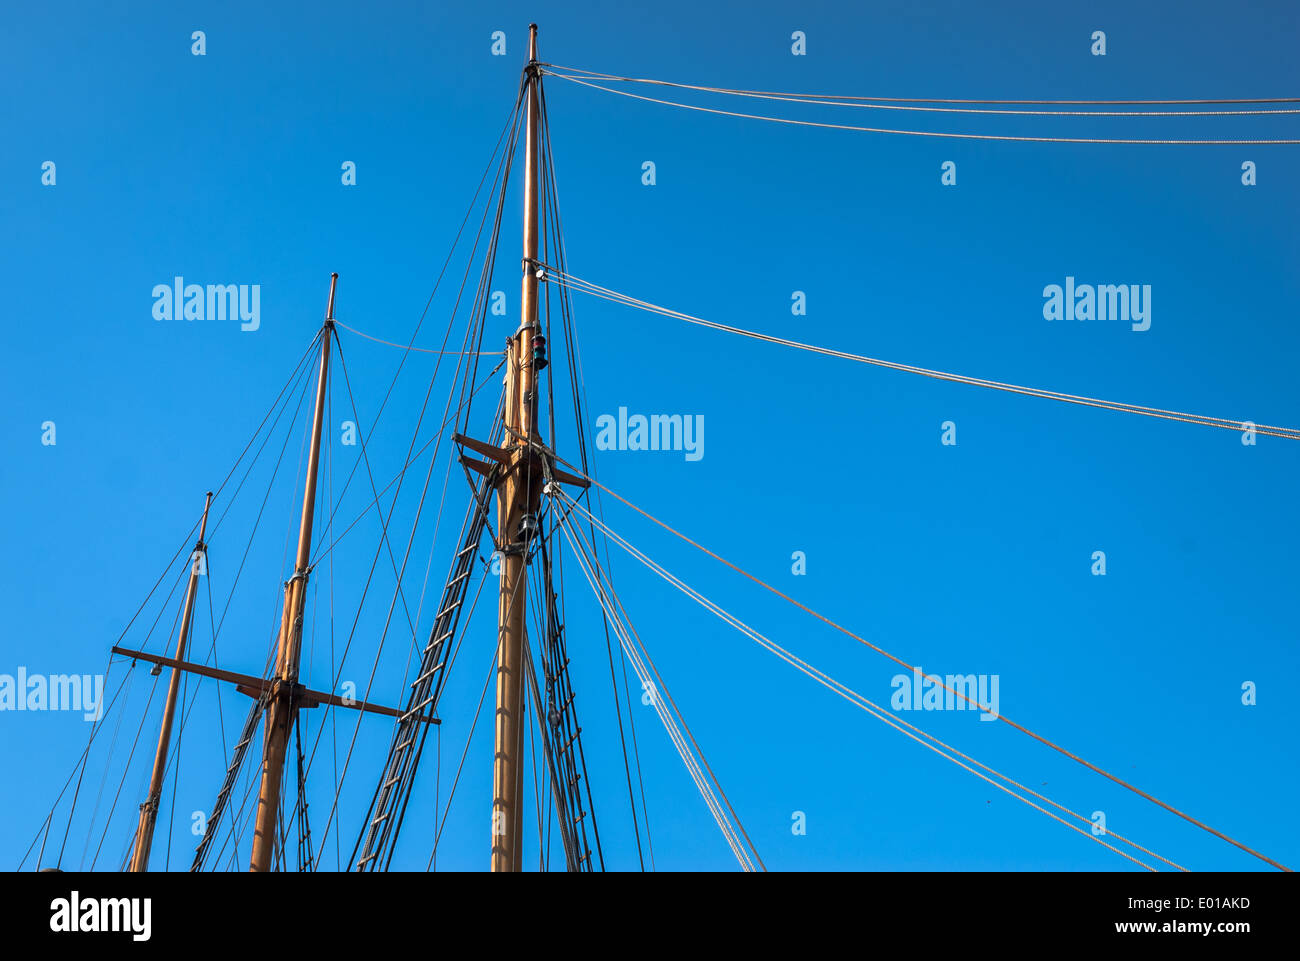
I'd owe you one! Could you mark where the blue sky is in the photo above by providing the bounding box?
[2,0,1297,872]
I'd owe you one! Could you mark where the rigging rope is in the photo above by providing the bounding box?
[427,638,498,869]
[565,516,765,872]
[543,66,1300,117]
[297,94,525,869]
[313,91,528,868]
[558,489,1186,872]
[537,75,658,868]
[544,72,1300,145]
[557,510,761,871]
[547,268,1300,441]
[333,320,499,355]
[547,458,1293,872]
[307,87,522,581]
[542,64,1300,107]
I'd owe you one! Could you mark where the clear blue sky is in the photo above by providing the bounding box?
[2,0,1297,872]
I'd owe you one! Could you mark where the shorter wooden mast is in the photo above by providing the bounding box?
[248,273,336,872]
[127,491,212,872]
[107,272,440,872]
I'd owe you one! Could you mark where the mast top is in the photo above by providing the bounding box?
[197,490,213,544]
[326,272,338,327]
[528,23,538,62]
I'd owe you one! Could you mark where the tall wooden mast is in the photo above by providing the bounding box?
[453,23,588,870]
[490,22,543,874]
[248,272,336,871]
[127,491,212,872]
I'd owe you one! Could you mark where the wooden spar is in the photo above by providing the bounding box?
[126,491,212,873]
[109,646,437,723]
[487,23,543,873]
[248,273,336,872]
